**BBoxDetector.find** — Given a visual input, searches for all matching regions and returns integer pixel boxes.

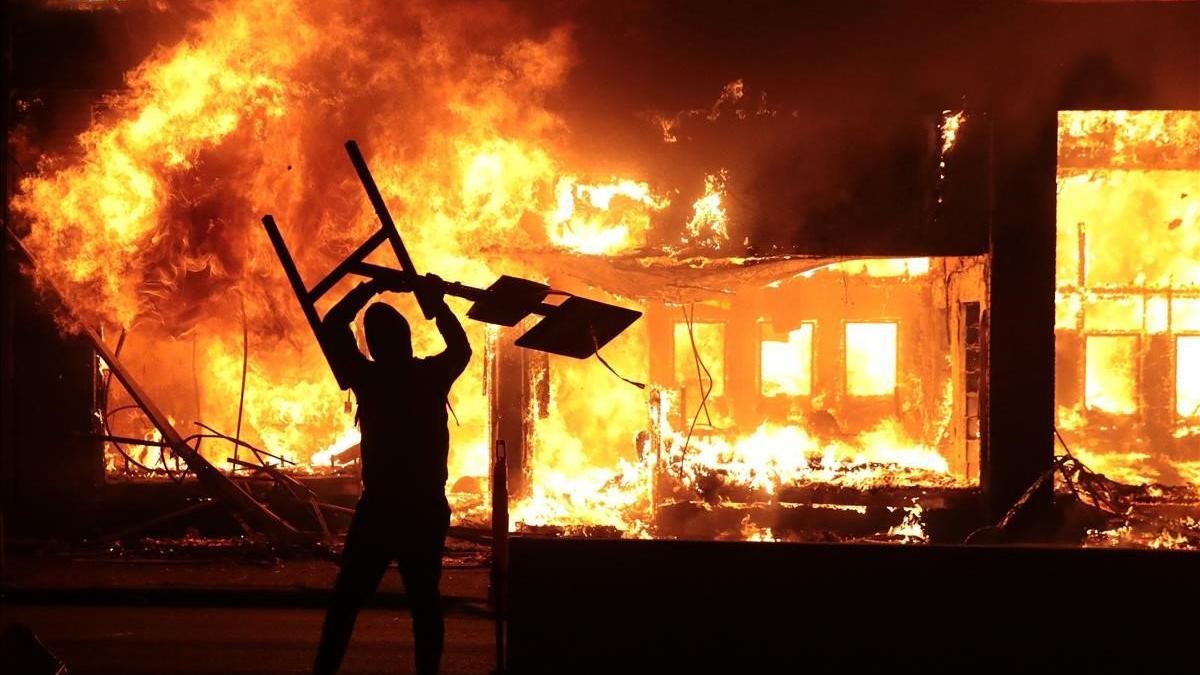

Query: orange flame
[1055,110,1200,487]
[682,170,730,249]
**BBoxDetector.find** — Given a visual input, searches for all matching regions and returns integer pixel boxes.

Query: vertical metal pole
[491,439,509,673]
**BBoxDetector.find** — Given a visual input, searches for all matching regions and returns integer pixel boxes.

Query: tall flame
[13,1,665,485]
[682,170,730,249]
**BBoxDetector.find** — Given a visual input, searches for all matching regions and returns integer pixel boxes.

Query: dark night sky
[546,1,1200,253]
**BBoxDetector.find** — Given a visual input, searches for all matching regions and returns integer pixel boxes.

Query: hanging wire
[193,421,296,467]
[967,427,1200,545]
[684,304,714,426]
[233,293,249,471]
[99,330,175,477]
[678,303,716,475]
[589,323,645,389]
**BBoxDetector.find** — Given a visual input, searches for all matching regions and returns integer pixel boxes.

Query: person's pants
[313,500,450,675]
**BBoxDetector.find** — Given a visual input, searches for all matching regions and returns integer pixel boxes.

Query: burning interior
[1055,111,1200,486]
[493,252,987,540]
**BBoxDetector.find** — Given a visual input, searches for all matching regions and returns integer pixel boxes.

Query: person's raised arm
[320,279,382,388]
[420,275,472,381]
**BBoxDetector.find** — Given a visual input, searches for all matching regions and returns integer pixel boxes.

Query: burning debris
[971,433,1200,551]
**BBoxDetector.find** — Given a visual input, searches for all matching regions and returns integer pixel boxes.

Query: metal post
[491,439,509,673]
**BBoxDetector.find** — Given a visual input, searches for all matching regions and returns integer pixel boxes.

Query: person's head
[364,302,413,365]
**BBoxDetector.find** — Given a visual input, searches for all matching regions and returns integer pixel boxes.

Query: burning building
[3,1,1008,545]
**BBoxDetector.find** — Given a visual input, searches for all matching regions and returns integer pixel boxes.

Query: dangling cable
[233,293,249,471]
[679,303,716,476]
[589,323,645,389]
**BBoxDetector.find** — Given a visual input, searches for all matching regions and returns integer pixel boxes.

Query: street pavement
[1,554,496,674]
[1,603,495,674]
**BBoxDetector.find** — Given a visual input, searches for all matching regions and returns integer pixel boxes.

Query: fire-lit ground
[0,604,493,675]
[1,552,493,674]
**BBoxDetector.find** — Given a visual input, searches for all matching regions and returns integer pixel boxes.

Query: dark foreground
[0,555,493,674]
[509,537,1200,671]
[0,604,493,675]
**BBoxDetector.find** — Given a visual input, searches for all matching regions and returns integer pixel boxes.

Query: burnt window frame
[670,319,728,429]
[1174,333,1200,419]
[1081,332,1142,417]
[842,319,900,400]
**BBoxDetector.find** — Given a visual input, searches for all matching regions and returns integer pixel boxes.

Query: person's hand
[416,273,446,308]
[424,273,446,299]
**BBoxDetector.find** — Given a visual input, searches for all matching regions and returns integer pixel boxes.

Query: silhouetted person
[313,274,471,675]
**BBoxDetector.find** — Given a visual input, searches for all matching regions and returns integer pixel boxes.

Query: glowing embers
[940,110,966,155]
[1084,335,1138,415]
[1177,336,1200,418]
[845,322,897,397]
[760,324,813,397]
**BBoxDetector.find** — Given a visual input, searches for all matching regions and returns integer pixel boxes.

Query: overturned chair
[262,140,643,390]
